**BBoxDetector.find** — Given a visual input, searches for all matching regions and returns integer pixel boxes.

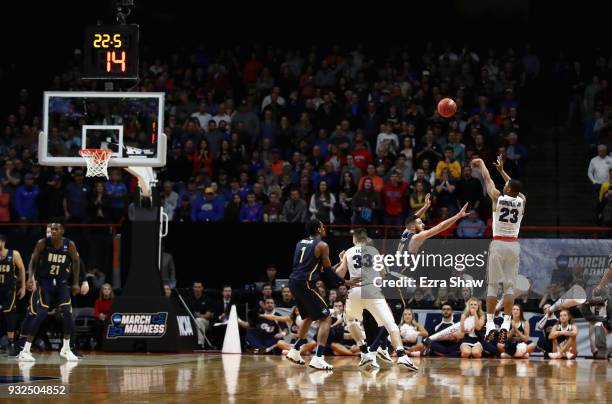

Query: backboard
[40,91,166,167]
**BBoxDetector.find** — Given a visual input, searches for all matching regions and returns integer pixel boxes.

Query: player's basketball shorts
[0,286,16,313]
[29,277,71,315]
[289,279,329,321]
[487,240,520,292]
[345,287,395,329]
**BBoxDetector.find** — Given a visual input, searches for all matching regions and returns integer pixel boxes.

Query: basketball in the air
[437,98,457,118]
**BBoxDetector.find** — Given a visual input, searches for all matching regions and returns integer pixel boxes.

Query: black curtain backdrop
[157,222,308,289]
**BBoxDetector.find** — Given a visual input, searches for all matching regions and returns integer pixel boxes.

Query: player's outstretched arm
[494,154,527,203]
[259,313,291,323]
[493,154,511,183]
[13,250,26,299]
[471,158,500,202]
[413,203,469,241]
[414,193,431,219]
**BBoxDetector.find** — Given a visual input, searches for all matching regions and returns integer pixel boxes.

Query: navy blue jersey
[540,318,558,336]
[39,237,72,281]
[0,250,16,288]
[433,321,454,334]
[398,231,414,252]
[255,314,287,336]
[290,237,322,282]
[399,229,426,257]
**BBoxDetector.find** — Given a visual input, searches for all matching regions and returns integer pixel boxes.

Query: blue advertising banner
[519,239,612,295]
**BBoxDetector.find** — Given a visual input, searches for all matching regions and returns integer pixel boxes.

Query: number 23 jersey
[493,194,525,238]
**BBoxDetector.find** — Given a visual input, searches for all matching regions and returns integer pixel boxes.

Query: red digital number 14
[106,51,126,72]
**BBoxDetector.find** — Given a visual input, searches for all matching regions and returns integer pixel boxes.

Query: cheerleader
[548,309,578,359]
[459,297,485,358]
[499,304,537,359]
[398,308,428,357]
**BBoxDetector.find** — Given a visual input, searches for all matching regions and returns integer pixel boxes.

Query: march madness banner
[519,239,612,295]
[107,312,168,339]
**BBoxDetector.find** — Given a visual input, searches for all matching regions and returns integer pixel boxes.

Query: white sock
[536,315,549,330]
[23,341,32,353]
[501,315,511,330]
[62,338,70,351]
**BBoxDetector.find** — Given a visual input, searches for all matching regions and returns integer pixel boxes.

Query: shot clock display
[83,25,139,79]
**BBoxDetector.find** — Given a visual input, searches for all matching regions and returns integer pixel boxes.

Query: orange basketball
[437,98,457,118]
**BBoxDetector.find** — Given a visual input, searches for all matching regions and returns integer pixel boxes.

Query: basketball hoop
[79,149,113,179]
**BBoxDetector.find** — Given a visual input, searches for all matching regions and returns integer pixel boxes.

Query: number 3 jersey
[39,237,72,281]
[492,194,525,239]
[346,244,382,287]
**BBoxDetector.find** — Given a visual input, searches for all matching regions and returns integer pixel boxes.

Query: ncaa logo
[556,255,569,268]
[111,313,122,325]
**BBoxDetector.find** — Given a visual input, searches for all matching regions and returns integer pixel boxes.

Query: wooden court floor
[0,352,609,403]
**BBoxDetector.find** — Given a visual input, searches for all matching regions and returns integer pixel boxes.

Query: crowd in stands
[1,42,533,238]
[559,53,612,226]
[589,145,612,226]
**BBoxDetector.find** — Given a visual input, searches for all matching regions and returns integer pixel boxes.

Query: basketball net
[79,149,113,179]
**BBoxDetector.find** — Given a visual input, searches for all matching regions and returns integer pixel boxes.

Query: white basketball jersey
[492,194,525,238]
[346,244,380,285]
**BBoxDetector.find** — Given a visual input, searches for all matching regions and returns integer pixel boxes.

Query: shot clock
[83,25,139,79]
